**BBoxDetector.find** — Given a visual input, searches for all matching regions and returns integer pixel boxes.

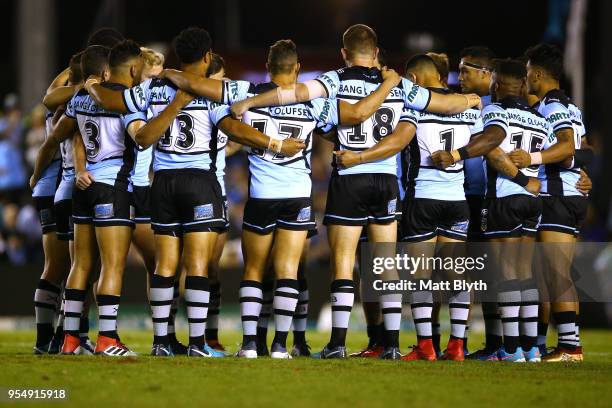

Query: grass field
[1,330,612,407]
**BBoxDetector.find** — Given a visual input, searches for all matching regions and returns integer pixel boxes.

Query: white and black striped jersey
[65,83,140,188]
[404,88,481,201]
[534,89,583,197]
[224,81,334,199]
[314,66,431,176]
[123,78,231,173]
[484,96,551,199]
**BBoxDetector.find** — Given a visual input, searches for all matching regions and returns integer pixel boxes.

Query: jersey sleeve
[223,80,252,104]
[123,79,152,113]
[400,78,431,111]
[469,116,484,137]
[122,110,148,128]
[540,101,573,133]
[315,70,341,99]
[481,104,509,135]
[399,108,419,127]
[208,102,232,126]
[64,95,77,119]
[308,98,339,127]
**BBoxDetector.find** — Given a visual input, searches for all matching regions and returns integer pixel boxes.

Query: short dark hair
[267,39,298,75]
[69,51,84,84]
[109,40,141,69]
[404,53,437,74]
[525,43,563,80]
[493,58,527,80]
[206,53,225,77]
[173,27,212,64]
[81,45,111,78]
[342,24,377,57]
[87,27,124,48]
[460,46,495,69]
[427,52,449,81]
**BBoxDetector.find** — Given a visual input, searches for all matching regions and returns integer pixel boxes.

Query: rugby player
[85,27,307,357]
[509,44,590,362]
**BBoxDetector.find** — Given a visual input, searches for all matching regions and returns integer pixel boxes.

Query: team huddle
[30,24,592,362]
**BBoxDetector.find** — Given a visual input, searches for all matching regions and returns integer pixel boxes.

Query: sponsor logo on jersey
[94,203,114,219]
[194,204,214,221]
[405,84,420,103]
[135,86,147,109]
[451,220,469,233]
[297,206,311,222]
[387,199,397,215]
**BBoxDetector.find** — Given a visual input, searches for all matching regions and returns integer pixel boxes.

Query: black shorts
[33,196,56,234]
[481,195,542,239]
[151,169,225,236]
[72,182,134,228]
[216,196,230,234]
[538,195,587,237]
[323,173,399,226]
[132,186,151,224]
[401,198,470,242]
[54,199,73,241]
[466,194,484,241]
[243,197,315,235]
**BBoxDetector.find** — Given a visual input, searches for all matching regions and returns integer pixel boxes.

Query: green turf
[1,330,611,407]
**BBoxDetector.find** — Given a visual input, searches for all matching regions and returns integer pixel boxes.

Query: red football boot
[349,345,384,358]
[61,334,83,355]
[440,338,465,361]
[401,339,437,361]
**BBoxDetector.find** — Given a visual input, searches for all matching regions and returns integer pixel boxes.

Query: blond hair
[140,47,165,68]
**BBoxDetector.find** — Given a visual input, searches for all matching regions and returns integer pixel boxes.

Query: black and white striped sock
[34,279,61,345]
[206,281,221,341]
[498,280,521,353]
[575,313,581,347]
[185,276,209,347]
[483,302,503,350]
[150,275,174,346]
[167,280,180,336]
[240,280,262,345]
[64,288,86,338]
[449,290,470,340]
[554,311,577,350]
[272,279,299,348]
[380,290,402,348]
[257,280,274,345]
[292,278,308,344]
[519,283,539,350]
[97,294,120,339]
[411,290,433,340]
[329,279,354,348]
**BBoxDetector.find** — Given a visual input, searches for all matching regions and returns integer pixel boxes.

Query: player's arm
[314,126,336,143]
[509,127,575,168]
[73,130,94,190]
[225,141,242,157]
[486,147,540,195]
[159,69,224,102]
[425,92,481,115]
[217,117,305,157]
[431,125,506,169]
[84,77,129,113]
[133,90,195,148]
[335,122,416,169]
[29,115,76,189]
[43,86,80,111]
[576,168,592,195]
[46,67,70,94]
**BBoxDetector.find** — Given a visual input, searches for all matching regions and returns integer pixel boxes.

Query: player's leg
[237,198,276,358]
[132,222,156,280]
[94,222,134,356]
[269,228,308,358]
[291,237,312,356]
[257,272,274,356]
[206,230,227,351]
[33,197,69,353]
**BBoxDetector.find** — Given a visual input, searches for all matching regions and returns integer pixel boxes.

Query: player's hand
[174,89,195,108]
[230,100,251,120]
[525,177,541,196]
[279,138,306,156]
[334,150,361,169]
[431,150,455,169]
[466,93,482,110]
[84,75,101,93]
[381,67,401,87]
[29,175,39,190]
[76,171,95,190]
[576,169,592,195]
[508,149,531,168]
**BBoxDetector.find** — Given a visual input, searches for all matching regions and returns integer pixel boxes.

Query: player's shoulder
[336,66,382,84]
[150,77,176,91]
[252,81,275,95]
[541,89,570,108]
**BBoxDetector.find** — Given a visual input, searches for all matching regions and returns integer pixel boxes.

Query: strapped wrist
[511,171,530,187]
